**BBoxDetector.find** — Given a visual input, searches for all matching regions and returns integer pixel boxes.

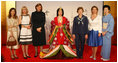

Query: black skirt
[32,27,46,46]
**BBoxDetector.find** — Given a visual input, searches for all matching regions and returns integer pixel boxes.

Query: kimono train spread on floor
[41,16,77,58]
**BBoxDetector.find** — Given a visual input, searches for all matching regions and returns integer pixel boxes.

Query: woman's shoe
[101,57,103,60]
[102,58,110,61]
[93,58,96,60]
[14,55,18,59]
[11,55,15,60]
[27,55,31,58]
[23,55,27,59]
[90,56,93,58]
[24,57,27,59]
[34,53,38,57]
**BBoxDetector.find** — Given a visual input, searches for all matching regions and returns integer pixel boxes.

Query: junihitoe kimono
[41,16,77,58]
[101,14,114,59]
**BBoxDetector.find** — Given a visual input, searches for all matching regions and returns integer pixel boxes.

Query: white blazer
[88,15,102,33]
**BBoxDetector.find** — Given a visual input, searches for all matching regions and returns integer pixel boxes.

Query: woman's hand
[73,34,76,39]
[37,27,42,32]
[102,31,107,36]
[9,25,13,28]
[26,25,31,29]
[98,33,101,37]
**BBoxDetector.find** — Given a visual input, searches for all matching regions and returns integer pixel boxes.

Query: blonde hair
[21,6,28,15]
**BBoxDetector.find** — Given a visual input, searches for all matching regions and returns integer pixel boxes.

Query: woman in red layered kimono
[41,8,77,59]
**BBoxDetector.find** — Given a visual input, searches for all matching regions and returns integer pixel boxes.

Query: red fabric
[51,17,70,45]
[1,45,117,62]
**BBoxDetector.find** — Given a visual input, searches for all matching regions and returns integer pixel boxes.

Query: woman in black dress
[31,3,46,58]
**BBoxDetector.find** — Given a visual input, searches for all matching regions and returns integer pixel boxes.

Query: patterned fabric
[42,16,76,58]
[88,15,102,33]
[6,17,19,49]
[19,15,32,45]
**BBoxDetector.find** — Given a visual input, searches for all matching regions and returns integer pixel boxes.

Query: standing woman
[31,3,46,57]
[101,5,114,61]
[88,6,103,60]
[72,7,88,59]
[6,8,19,60]
[19,6,32,59]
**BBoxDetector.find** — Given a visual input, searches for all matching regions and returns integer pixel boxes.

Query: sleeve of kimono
[66,19,70,32]
[72,17,76,34]
[98,16,102,33]
[85,17,89,34]
[106,16,114,33]
[39,13,46,28]
[51,20,55,33]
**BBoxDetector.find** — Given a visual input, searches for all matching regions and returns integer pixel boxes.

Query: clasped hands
[37,27,42,32]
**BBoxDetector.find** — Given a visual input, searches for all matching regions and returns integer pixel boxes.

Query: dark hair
[103,5,110,10]
[8,8,17,19]
[57,8,64,16]
[77,7,84,12]
[35,3,42,12]
[91,6,98,11]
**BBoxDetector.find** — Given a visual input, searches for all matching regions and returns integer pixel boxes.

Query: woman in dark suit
[31,3,46,58]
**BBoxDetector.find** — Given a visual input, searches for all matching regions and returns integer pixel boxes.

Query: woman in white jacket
[88,6,103,60]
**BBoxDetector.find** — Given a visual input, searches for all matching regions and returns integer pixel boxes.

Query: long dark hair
[57,8,64,16]
[8,8,17,19]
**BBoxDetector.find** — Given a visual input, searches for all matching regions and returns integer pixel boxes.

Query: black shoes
[24,57,27,59]
[34,55,38,57]
[34,53,38,57]
[27,56,31,58]
[80,56,83,59]
[24,55,31,59]
[77,56,83,59]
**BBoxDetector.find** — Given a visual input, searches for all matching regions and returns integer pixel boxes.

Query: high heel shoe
[23,55,27,59]
[26,55,31,58]
[34,53,38,57]
[11,55,15,60]
[93,58,96,60]
[23,57,27,59]
[90,56,93,58]
[14,55,18,59]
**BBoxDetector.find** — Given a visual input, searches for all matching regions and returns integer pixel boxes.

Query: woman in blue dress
[101,5,114,61]
[88,6,103,60]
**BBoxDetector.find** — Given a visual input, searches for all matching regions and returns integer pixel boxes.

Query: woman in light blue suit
[101,5,114,61]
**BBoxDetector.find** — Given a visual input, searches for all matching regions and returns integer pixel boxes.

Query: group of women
[6,3,114,61]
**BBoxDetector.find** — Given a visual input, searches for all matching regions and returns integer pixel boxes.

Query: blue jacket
[72,15,88,35]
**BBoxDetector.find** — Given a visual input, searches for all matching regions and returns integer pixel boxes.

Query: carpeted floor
[1,45,117,62]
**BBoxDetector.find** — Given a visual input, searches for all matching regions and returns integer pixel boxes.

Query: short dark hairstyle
[35,3,42,12]
[103,5,110,10]
[77,7,84,12]
[57,8,64,16]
